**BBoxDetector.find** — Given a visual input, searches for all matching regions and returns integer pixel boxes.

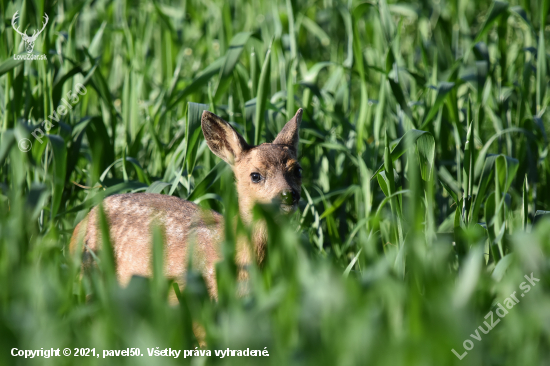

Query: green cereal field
[1,0,550,364]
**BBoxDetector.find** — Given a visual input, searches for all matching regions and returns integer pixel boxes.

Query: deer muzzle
[280,189,299,206]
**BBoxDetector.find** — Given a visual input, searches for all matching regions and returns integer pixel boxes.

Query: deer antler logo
[11,11,49,53]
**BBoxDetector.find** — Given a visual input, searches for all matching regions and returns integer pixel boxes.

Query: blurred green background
[1,0,550,364]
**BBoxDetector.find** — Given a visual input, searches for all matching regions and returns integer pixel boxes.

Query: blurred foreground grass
[1,0,550,365]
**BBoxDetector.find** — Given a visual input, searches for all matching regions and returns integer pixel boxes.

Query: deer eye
[296,168,302,179]
[250,172,262,183]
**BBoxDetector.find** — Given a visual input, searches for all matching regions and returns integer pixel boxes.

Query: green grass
[1,0,550,364]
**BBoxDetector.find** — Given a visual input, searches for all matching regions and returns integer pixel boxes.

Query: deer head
[201,109,303,224]
[11,11,49,53]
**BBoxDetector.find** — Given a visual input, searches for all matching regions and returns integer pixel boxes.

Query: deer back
[70,193,224,295]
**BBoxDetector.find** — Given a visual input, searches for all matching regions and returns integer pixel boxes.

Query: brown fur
[70,109,303,300]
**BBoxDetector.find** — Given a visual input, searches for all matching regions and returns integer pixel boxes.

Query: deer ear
[273,108,302,152]
[201,111,249,165]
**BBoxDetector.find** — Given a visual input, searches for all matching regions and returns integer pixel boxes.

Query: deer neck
[234,202,268,268]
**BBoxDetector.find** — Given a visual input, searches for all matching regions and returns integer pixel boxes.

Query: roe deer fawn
[70,108,303,300]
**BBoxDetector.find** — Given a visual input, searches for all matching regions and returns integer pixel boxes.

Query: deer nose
[281,189,299,205]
